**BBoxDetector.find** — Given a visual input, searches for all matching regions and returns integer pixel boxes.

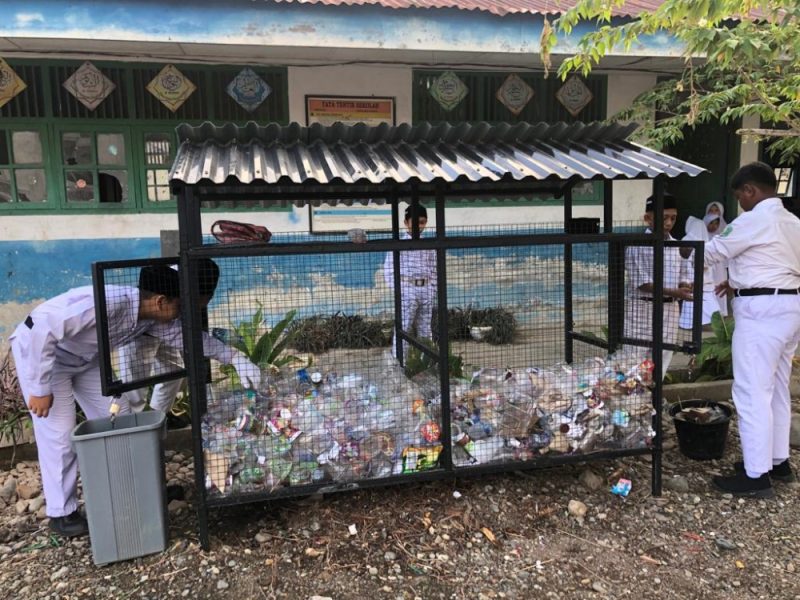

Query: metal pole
[435,183,452,471]
[91,262,115,395]
[178,186,212,551]
[650,178,665,498]
[390,190,403,364]
[606,180,623,354]
[563,183,574,364]
[691,241,705,354]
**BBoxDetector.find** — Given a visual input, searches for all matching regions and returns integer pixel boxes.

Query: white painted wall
[730,115,763,218]
[287,65,413,125]
[0,211,308,241]
[605,72,659,224]
[739,115,761,166]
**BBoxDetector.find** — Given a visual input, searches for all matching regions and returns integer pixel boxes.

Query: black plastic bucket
[668,399,733,460]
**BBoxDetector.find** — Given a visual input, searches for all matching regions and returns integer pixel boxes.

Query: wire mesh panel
[620,239,704,359]
[443,240,658,470]
[182,221,707,498]
[92,258,182,397]
[198,252,446,499]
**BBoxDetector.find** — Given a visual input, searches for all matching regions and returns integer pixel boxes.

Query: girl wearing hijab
[705,201,728,233]
[679,201,729,328]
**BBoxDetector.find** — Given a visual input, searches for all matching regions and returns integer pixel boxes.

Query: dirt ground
[1,397,799,600]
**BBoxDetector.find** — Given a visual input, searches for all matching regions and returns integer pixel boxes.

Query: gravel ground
[1,404,799,600]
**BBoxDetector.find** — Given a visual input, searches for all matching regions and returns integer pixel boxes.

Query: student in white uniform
[10,265,262,537]
[706,162,800,497]
[623,193,693,377]
[384,205,437,358]
[117,259,258,422]
[705,200,727,232]
[679,212,728,328]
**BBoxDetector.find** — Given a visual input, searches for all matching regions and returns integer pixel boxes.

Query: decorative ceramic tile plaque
[429,71,468,111]
[63,61,116,110]
[496,74,534,116]
[556,75,593,117]
[146,64,196,112]
[0,58,27,109]
[226,67,272,112]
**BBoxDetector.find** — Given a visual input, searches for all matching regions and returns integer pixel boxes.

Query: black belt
[638,297,676,303]
[734,288,800,297]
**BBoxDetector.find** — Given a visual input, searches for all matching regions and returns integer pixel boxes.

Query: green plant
[433,306,519,344]
[578,325,609,347]
[220,307,306,387]
[404,339,465,380]
[444,307,471,341]
[693,312,735,381]
[169,380,191,419]
[288,315,335,353]
[470,307,517,345]
[326,312,392,349]
[0,349,30,464]
[289,313,391,352]
[542,0,800,162]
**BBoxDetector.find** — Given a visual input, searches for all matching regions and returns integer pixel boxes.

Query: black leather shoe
[733,460,796,483]
[713,471,774,498]
[48,510,89,537]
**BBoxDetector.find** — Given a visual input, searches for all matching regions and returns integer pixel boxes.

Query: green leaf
[545,0,800,162]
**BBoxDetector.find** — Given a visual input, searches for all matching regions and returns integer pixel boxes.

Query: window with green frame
[0,128,48,205]
[59,127,132,206]
[0,58,290,213]
[142,130,176,203]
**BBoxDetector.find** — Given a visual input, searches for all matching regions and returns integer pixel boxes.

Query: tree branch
[736,128,800,137]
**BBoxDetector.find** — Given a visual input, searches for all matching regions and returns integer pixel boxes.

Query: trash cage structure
[93,121,705,549]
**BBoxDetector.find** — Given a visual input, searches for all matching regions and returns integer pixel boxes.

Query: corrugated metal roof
[170,121,704,196]
[266,0,666,17]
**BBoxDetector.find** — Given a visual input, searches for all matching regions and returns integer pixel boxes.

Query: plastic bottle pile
[447,351,657,466]
[201,351,656,496]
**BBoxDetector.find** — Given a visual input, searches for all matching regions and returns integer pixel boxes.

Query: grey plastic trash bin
[71,411,168,566]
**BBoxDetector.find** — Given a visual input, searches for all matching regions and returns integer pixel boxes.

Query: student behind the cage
[623,193,693,377]
[705,162,800,497]
[705,200,727,231]
[117,258,260,424]
[383,205,437,358]
[679,210,729,329]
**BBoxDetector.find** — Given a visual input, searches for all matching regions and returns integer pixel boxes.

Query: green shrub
[0,349,30,463]
[287,315,334,353]
[289,312,391,352]
[434,306,518,345]
[693,312,734,381]
[404,338,465,379]
[326,313,392,349]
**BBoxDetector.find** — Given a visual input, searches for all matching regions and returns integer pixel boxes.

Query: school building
[0,0,767,345]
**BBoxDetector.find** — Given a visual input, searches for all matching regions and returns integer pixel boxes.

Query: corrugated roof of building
[266,0,665,17]
[170,121,704,203]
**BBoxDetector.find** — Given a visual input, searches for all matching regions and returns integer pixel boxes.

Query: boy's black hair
[730,161,777,191]
[645,192,677,213]
[139,265,180,299]
[404,205,428,221]
[197,258,220,297]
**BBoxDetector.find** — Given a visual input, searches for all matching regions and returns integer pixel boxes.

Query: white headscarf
[704,201,727,237]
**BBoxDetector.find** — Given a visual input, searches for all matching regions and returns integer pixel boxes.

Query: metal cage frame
[92,121,706,549]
